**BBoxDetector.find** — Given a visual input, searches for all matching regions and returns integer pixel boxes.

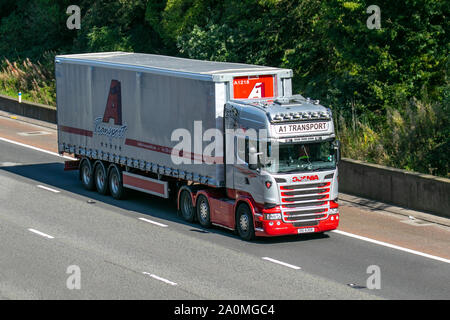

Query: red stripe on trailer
[60,127,223,163]
[122,172,168,198]
[125,138,173,155]
[126,138,223,164]
[59,125,93,137]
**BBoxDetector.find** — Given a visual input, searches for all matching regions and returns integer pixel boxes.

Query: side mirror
[248,146,262,170]
[333,140,341,163]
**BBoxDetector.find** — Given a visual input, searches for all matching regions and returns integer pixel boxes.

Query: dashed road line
[28,228,54,239]
[142,272,177,286]
[138,217,168,228]
[262,257,301,270]
[37,185,60,193]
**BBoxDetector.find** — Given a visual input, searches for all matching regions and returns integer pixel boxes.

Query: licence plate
[298,227,315,234]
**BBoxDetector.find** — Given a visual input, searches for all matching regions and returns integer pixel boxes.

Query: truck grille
[278,181,331,224]
[293,221,319,227]
[281,183,328,190]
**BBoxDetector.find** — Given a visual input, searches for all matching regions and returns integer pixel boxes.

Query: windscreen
[263,140,336,174]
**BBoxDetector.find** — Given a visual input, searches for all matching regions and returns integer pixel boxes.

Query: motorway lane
[0,218,193,299]
[0,140,449,299]
[0,140,380,299]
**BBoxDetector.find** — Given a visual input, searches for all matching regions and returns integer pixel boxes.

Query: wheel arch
[234,196,257,230]
[177,185,197,212]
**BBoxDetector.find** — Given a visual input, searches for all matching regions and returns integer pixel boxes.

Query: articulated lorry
[56,52,340,240]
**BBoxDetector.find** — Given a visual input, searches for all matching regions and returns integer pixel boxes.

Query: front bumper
[255,213,339,237]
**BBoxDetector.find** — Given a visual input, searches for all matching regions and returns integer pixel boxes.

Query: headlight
[329,208,339,214]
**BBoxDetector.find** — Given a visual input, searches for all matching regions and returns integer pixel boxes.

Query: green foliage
[0,54,55,105]
[337,95,449,177]
[85,26,133,52]
[70,0,166,54]
[0,0,72,60]
[178,23,238,62]
[386,97,449,177]
[0,0,447,177]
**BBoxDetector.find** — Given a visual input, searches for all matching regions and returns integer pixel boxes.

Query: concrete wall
[0,95,448,218]
[339,158,450,218]
[0,94,56,124]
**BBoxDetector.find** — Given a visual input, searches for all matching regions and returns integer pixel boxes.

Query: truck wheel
[94,162,109,195]
[109,165,126,200]
[236,203,255,241]
[180,190,195,222]
[196,195,211,228]
[80,159,95,190]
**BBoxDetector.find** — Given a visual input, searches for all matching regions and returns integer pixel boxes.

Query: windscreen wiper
[312,167,334,172]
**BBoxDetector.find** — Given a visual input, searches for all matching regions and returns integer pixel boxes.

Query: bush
[337,96,449,178]
[0,54,55,106]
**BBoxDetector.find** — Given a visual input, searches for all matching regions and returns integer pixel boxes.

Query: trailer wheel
[109,165,126,200]
[180,190,195,222]
[236,203,255,241]
[94,162,109,195]
[196,195,211,228]
[80,159,95,190]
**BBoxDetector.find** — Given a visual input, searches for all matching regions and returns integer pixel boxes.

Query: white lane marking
[142,272,177,286]
[262,257,301,270]
[0,162,21,167]
[0,136,76,160]
[28,228,54,239]
[17,131,51,136]
[332,230,450,264]
[37,185,60,193]
[138,217,168,228]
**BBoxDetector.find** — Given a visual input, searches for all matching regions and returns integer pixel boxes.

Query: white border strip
[142,272,177,286]
[0,136,76,160]
[262,257,301,270]
[123,171,169,199]
[28,228,54,239]
[138,217,168,228]
[332,230,450,264]
[56,57,213,82]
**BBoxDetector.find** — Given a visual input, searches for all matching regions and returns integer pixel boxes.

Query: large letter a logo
[248,82,265,99]
[102,80,122,125]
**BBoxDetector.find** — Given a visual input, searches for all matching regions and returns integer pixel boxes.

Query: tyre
[196,194,211,228]
[236,203,255,241]
[179,190,195,222]
[94,162,109,195]
[108,165,126,200]
[80,159,95,190]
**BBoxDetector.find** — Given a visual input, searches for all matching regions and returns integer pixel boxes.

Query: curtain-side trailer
[56,52,340,240]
